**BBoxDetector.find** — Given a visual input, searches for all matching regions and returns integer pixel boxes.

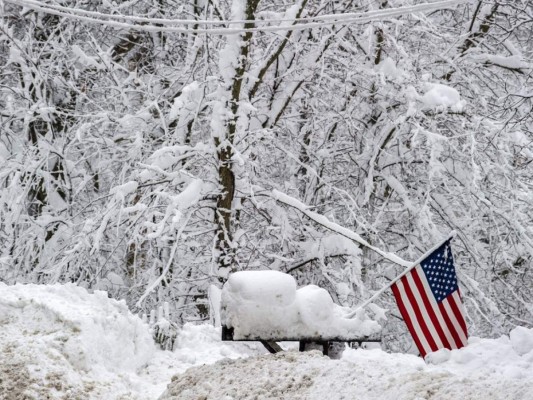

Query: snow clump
[421,83,464,111]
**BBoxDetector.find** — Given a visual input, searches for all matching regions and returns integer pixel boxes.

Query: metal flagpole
[345,232,456,319]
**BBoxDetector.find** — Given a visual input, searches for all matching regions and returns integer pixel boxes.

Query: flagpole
[345,232,456,318]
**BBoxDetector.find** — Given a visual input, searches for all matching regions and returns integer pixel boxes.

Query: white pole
[346,232,456,318]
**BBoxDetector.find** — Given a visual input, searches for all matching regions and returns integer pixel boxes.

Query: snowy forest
[0,0,532,354]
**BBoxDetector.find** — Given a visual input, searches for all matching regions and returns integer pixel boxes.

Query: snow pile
[0,283,155,398]
[510,326,533,356]
[0,283,264,399]
[160,327,533,400]
[221,271,381,340]
[150,323,263,373]
[4,282,532,400]
[0,283,154,371]
[425,328,533,379]
[139,324,265,397]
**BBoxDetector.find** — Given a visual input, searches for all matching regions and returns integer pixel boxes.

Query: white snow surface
[2,283,533,400]
[0,283,262,399]
[160,334,533,400]
[221,271,381,340]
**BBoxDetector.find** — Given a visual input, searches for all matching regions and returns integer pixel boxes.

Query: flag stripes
[410,268,451,349]
[392,280,431,355]
[415,266,456,349]
[391,244,468,358]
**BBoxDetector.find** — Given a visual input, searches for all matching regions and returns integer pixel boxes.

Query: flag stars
[422,244,459,302]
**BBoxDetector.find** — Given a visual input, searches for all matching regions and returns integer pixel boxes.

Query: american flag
[391,240,468,358]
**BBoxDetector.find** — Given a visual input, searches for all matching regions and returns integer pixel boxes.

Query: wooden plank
[221,325,234,341]
[260,340,284,354]
[221,325,382,354]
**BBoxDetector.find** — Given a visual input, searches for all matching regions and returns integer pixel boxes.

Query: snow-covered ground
[0,283,263,399]
[1,283,532,400]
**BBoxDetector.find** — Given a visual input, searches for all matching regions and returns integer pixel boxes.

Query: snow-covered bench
[220,271,381,356]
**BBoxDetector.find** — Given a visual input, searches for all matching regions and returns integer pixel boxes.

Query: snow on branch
[270,190,411,267]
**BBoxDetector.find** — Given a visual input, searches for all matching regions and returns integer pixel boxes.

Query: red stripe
[448,293,468,345]
[438,301,462,348]
[392,281,427,358]
[411,268,452,350]
[402,275,439,353]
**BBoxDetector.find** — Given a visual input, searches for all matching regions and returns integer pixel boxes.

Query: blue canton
[421,241,458,303]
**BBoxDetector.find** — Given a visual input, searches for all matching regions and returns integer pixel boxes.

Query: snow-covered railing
[220,271,381,355]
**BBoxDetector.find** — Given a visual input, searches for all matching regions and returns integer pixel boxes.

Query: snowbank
[0,283,155,398]
[160,327,533,400]
[4,282,532,400]
[0,283,263,399]
[221,271,381,340]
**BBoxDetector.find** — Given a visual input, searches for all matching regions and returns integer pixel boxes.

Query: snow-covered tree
[0,0,531,349]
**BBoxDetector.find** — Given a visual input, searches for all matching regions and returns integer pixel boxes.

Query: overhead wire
[4,0,471,35]
[7,0,469,26]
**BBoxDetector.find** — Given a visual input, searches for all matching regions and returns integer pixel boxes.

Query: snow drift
[160,327,533,400]
[0,283,263,399]
[0,283,156,398]
[2,283,532,400]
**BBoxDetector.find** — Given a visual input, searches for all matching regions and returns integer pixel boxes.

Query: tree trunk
[214,0,260,280]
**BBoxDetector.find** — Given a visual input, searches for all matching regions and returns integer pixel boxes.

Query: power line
[7,0,469,26]
[4,0,471,35]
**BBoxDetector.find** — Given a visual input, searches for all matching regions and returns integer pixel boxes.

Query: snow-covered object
[421,83,463,110]
[221,271,381,340]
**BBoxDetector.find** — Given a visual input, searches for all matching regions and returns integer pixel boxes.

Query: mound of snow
[425,327,533,378]
[0,283,155,372]
[0,283,156,398]
[221,271,380,340]
[510,326,533,356]
[160,328,533,400]
[0,283,265,399]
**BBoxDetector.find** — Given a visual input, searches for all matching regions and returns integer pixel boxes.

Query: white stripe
[396,279,433,356]
[451,291,469,341]
[416,266,458,349]
[442,295,468,346]
[406,270,444,348]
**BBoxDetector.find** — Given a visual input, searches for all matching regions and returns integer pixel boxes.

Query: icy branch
[271,190,411,267]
